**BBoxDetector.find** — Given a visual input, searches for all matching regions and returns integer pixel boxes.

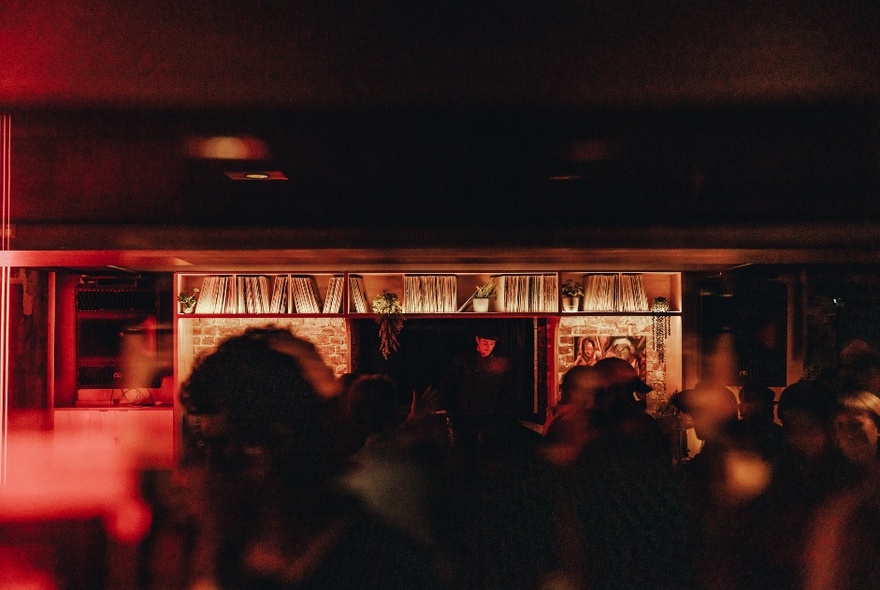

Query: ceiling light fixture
[224,171,288,181]
[185,135,270,160]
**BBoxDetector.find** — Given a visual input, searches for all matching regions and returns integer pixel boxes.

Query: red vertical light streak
[1,114,11,483]
[2,116,8,251]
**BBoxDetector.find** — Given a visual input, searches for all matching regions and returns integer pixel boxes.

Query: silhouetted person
[546,359,693,590]
[347,373,403,458]
[803,385,880,590]
[737,379,861,590]
[325,371,371,458]
[738,382,784,461]
[582,356,667,458]
[671,382,762,590]
[434,412,557,590]
[543,365,601,467]
[341,373,440,548]
[440,330,512,449]
[804,452,880,590]
[177,327,439,589]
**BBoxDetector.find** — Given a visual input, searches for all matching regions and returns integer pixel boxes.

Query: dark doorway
[351,318,544,419]
[699,276,788,387]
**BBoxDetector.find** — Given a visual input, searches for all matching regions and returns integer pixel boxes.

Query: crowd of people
[139,327,880,590]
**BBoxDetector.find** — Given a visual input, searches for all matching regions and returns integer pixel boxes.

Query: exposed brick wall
[186,316,671,412]
[189,318,350,377]
[556,316,668,413]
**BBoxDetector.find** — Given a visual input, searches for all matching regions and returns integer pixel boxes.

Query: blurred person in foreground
[542,364,602,466]
[176,326,439,590]
[670,382,764,590]
[670,382,748,504]
[733,380,860,590]
[543,358,692,590]
[804,389,880,590]
[831,390,880,478]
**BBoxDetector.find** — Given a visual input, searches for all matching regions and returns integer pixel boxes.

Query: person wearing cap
[592,356,653,414]
[590,357,670,463]
[439,329,512,445]
[738,382,784,460]
[548,358,694,589]
[544,358,658,465]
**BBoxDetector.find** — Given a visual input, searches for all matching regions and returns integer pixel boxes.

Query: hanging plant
[651,296,671,364]
[372,290,405,359]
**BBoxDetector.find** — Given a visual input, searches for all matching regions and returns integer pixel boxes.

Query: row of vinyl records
[194,275,345,314]
[498,274,559,313]
[351,274,560,314]
[336,275,460,314]
[352,274,559,313]
[582,273,649,312]
[187,273,647,314]
[192,275,371,314]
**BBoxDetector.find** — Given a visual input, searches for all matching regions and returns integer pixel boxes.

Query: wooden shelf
[173,268,685,444]
[74,280,159,394]
[177,272,345,315]
[176,271,682,318]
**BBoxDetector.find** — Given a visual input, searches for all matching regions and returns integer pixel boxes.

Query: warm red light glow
[0,430,148,542]
[1,114,11,484]
[184,135,270,160]
[105,497,152,543]
[2,115,9,251]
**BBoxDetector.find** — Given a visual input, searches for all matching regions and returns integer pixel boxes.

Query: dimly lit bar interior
[2,2,880,588]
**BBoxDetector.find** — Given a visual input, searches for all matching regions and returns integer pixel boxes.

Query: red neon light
[2,114,8,250]
[1,114,11,484]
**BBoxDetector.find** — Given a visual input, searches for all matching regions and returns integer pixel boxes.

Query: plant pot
[181,305,195,314]
[562,296,580,312]
[472,297,490,313]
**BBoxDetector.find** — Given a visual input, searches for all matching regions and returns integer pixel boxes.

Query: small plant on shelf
[470,279,497,312]
[561,279,584,312]
[561,279,585,298]
[178,287,200,313]
[474,280,496,299]
[372,290,405,359]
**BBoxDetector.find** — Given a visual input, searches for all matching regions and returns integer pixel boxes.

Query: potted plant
[178,287,200,313]
[561,279,584,312]
[372,289,405,359]
[651,297,671,363]
[472,279,496,313]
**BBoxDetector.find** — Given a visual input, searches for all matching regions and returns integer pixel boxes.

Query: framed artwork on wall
[574,335,647,381]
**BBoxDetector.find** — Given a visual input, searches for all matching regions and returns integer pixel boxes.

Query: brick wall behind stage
[556,316,668,412]
[189,318,350,377]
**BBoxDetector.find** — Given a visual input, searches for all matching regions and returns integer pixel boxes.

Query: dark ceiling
[8,102,880,232]
[3,1,880,262]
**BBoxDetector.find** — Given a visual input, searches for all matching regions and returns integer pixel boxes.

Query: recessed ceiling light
[225,171,288,181]
[185,135,270,160]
